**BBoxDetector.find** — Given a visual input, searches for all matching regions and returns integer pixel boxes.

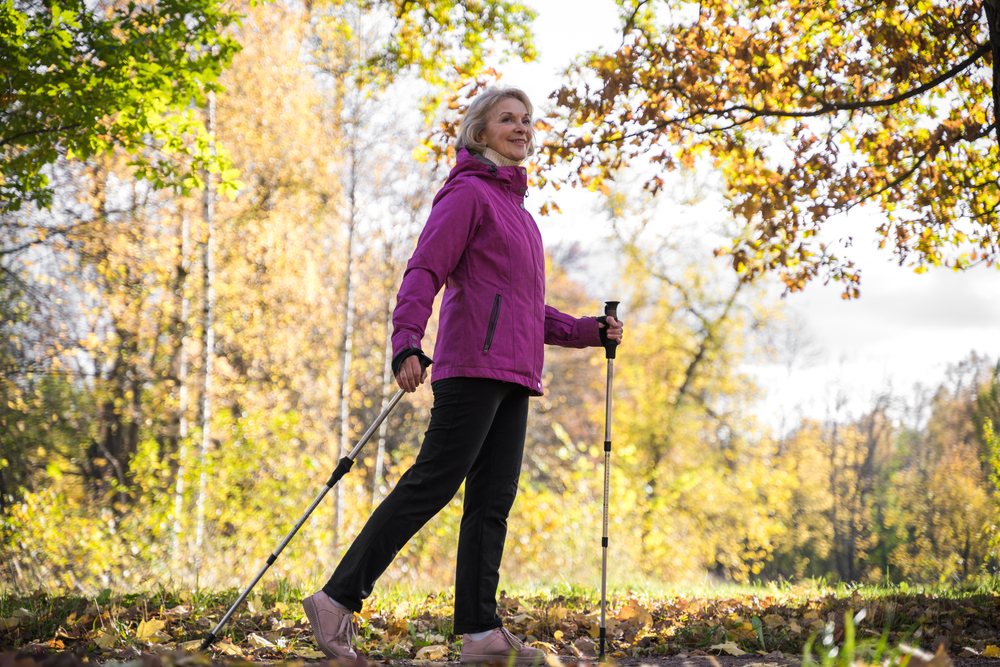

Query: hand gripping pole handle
[603,301,619,360]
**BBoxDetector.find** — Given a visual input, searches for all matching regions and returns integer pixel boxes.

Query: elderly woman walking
[302,86,624,665]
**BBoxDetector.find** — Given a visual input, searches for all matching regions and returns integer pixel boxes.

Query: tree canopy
[0,0,243,213]
[542,0,998,296]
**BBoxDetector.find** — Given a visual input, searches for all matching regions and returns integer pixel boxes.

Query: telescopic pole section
[199,379,415,651]
[598,300,618,661]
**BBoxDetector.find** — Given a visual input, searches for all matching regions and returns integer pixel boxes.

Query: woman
[303,87,624,665]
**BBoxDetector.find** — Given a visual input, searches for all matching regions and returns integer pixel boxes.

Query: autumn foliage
[3,0,1000,618]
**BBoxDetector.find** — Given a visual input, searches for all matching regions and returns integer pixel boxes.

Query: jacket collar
[449,147,528,192]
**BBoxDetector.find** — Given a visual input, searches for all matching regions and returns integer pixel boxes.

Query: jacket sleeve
[391,181,481,361]
[543,304,603,349]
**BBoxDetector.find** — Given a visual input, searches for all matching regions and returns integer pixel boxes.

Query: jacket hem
[430,366,543,397]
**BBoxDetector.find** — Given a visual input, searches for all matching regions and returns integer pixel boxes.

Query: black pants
[323,377,529,634]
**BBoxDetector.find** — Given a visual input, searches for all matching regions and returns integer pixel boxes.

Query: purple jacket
[391,148,602,395]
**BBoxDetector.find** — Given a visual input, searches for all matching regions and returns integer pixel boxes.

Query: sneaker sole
[302,596,357,661]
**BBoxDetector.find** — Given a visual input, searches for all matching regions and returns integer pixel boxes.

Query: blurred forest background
[2,0,999,596]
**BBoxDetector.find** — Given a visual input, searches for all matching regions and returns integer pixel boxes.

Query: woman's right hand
[396,355,428,393]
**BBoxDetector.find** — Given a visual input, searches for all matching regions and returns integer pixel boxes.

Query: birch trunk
[373,290,394,506]
[171,213,191,565]
[195,92,216,576]
[332,135,357,553]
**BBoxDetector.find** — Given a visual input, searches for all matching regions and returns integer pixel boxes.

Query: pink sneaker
[302,592,358,660]
[459,627,546,665]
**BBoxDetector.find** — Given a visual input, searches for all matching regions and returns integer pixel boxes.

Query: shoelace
[336,612,358,650]
[498,626,526,650]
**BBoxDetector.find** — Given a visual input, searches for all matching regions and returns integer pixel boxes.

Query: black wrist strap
[597,315,610,347]
[391,348,433,376]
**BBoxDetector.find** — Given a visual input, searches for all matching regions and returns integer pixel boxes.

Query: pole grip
[603,300,619,360]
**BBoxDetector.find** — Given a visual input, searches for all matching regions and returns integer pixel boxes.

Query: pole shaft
[599,357,614,660]
[200,385,408,650]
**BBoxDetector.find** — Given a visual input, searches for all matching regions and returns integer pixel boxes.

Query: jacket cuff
[391,349,433,376]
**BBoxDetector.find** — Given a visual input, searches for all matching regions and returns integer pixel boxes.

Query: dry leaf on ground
[711,642,747,656]
[247,633,275,649]
[414,645,448,660]
[294,647,326,659]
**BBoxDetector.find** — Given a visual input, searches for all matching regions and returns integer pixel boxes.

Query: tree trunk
[373,289,394,506]
[332,136,357,553]
[172,212,192,566]
[195,92,216,577]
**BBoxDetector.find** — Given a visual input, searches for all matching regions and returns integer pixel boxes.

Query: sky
[489,0,1000,427]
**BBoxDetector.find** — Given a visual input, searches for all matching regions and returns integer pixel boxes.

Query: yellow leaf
[247,594,264,615]
[545,654,563,667]
[1,618,19,630]
[215,641,243,656]
[94,630,118,649]
[178,640,203,651]
[415,645,448,660]
[248,632,275,648]
[136,619,165,641]
[982,646,1000,659]
[710,642,747,656]
[294,647,326,659]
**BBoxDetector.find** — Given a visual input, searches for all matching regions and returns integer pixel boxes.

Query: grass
[2,579,1000,662]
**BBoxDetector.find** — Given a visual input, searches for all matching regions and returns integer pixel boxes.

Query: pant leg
[322,377,512,611]
[453,384,530,634]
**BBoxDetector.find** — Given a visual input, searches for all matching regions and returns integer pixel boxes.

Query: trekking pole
[598,300,619,661]
[198,356,430,651]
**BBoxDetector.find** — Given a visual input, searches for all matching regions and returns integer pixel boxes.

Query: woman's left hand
[600,316,624,344]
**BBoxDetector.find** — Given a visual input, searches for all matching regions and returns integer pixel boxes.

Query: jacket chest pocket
[483,294,502,354]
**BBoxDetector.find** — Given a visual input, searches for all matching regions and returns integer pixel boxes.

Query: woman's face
[479,98,532,162]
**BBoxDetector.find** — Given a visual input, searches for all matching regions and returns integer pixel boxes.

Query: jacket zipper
[483,294,502,354]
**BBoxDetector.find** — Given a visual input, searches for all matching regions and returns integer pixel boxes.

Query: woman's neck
[481,147,523,168]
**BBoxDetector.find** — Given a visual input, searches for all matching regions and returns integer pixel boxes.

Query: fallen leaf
[294,647,325,659]
[248,632,275,649]
[710,642,747,656]
[166,605,192,617]
[899,643,953,667]
[178,640,203,651]
[136,619,166,641]
[803,611,819,621]
[763,614,785,628]
[94,630,117,649]
[415,645,448,660]
[214,641,243,656]
[573,637,597,657]
[0,618,19,630]
[788,621,802,634]
[528,641,556,653]
[982,646,1000,659]
[547,607,569,625]
[12,609,34,619]
[272,618,296,630]
[247,595,264,615]
[545,654,563,667]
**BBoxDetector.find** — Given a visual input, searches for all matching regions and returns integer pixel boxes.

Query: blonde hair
[455,87,536,157]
